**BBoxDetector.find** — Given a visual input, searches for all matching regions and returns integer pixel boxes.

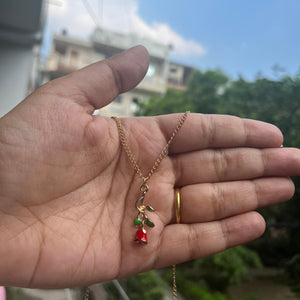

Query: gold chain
[113,112,189,300]
[84,287,90,300]
[112,111,189,182]
[172,264,178,300]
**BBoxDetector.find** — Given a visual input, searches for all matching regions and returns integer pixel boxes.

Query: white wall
[0,44,34,117]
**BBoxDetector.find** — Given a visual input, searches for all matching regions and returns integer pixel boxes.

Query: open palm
[0,46,299,288]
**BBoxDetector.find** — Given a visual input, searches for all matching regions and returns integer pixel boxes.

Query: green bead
[134,218,141,225]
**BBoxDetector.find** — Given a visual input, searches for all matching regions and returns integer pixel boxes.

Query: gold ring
[174,188,181,224]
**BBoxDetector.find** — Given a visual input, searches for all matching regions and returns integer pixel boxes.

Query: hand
[0,46,299,288]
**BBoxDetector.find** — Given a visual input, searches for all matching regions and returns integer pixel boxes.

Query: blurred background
[1,0,300,299]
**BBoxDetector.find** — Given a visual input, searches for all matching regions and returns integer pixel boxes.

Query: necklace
[113,112,189,300]
[112,112,189,244]
[84,112,189,300]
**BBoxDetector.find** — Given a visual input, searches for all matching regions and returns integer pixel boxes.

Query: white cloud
[47,0,206,57]
[130,9,206,57]
[48,0,95,40]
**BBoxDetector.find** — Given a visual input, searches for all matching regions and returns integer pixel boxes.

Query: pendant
[134,182,155,244]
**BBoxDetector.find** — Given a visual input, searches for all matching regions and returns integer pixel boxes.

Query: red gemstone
[135,228,148,244]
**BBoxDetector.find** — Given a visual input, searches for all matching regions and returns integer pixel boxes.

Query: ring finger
[166,177,294,224]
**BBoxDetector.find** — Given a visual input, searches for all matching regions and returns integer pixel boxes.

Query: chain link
[112,111,189,183]
[84,287,90,300]
[172,264,178,300]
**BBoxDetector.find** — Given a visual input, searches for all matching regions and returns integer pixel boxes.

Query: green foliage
[195,246,262,292]
[221,75,300,147]
[135,88,191,116]
[104,271,165,300]
[187,69,228,114]
[181,282,228,300]
[159,247,260,298]
[4,287,23,300]
[161,265,228,300]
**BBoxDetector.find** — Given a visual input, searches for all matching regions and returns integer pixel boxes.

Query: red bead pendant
[135,228,148,244]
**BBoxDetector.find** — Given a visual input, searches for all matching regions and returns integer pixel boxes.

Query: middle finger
[172,147,300,186]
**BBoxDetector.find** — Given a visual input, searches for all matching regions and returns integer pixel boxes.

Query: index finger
[156,113,283,154]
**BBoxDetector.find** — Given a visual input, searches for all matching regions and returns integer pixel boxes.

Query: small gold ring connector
[140,182,149,194]
[174,188,181,224]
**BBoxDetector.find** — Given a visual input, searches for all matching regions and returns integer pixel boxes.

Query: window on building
[170,66,178,73]
[69,50,78,67]
[114,95,122,103]
[131,98,140,113]
[55,43,66,55]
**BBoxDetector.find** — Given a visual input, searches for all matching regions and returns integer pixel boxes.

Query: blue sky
[138,0,300,79]
[46,0,300,80]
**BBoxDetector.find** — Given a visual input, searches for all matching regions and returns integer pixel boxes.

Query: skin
[0,45,299,288]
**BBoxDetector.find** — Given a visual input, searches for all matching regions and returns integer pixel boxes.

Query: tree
[135,88,190,116]
[104,271,166,300]
[187,69,228,114]
[195,246,262,292]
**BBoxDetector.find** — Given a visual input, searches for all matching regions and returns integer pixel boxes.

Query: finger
[153,212,265,268]
[156,113,283,153]
[170,177,294,224]
[41,45,149,111]
[173,147,300,186]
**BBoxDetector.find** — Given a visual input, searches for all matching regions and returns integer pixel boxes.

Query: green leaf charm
[146,205,155,212]
[145,219,155,228]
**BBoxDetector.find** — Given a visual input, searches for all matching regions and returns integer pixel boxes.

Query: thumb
[42,45,149,111]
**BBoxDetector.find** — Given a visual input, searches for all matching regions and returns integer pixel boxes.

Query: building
[42,27,173,117]
[168,62,194,91]
[43,27,195,117]
[0,0,46,117]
